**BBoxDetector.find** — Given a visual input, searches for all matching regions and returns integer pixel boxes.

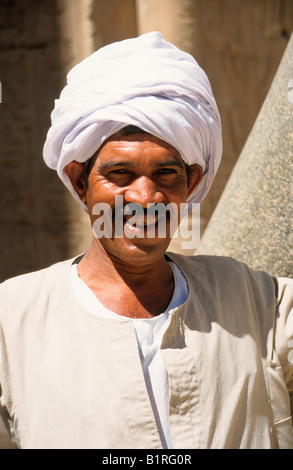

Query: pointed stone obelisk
[198,33,293,280]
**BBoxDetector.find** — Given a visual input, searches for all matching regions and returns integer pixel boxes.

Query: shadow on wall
[0,1,90,282]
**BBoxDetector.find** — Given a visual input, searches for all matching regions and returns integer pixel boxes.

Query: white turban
[43,32,222,211]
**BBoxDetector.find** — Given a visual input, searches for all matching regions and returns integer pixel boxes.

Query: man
[0,32,293,449]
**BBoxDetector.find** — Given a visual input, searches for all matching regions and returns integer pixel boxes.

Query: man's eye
[157,168,177,175]
[108,169,128,176]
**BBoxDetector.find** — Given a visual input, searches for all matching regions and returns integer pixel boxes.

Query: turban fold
[43,32,222,211]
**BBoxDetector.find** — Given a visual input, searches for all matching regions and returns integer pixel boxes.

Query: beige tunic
[0,253,292,449]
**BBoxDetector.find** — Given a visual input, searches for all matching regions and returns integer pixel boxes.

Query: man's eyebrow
[97,161,136,171]
[154,159,185,169]
[97,158,185,171]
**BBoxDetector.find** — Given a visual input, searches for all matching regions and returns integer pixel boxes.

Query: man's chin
[96,235,171,265]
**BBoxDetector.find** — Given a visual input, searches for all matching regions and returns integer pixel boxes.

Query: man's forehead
[94,134,185,168]
[105,131,176,148]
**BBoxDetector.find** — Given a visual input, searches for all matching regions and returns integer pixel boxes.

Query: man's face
[78,133,201,266]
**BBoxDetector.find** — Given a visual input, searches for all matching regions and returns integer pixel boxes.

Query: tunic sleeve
[0,284,17,449]
[0,323,17,449]
[0,396,16,449]
[275,277,293,391]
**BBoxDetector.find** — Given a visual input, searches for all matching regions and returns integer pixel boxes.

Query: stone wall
[198,32,293,279]
[0,0,292,281]
[0,0,93,281]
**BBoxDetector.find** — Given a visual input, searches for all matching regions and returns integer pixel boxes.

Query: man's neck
[76,242,175,319]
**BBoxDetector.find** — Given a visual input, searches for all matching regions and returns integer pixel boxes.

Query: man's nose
[124,176,164,207]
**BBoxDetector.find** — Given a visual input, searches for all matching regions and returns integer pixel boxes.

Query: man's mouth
[113,203,174,239]
[91,201,178,240]
[122,213,161,237]
[124,213,158,227]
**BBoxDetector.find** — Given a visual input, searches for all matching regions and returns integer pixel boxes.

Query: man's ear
[64,161,87,203]
[186,164,203,198]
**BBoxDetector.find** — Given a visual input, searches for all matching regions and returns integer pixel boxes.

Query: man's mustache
[113,202,173,221]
